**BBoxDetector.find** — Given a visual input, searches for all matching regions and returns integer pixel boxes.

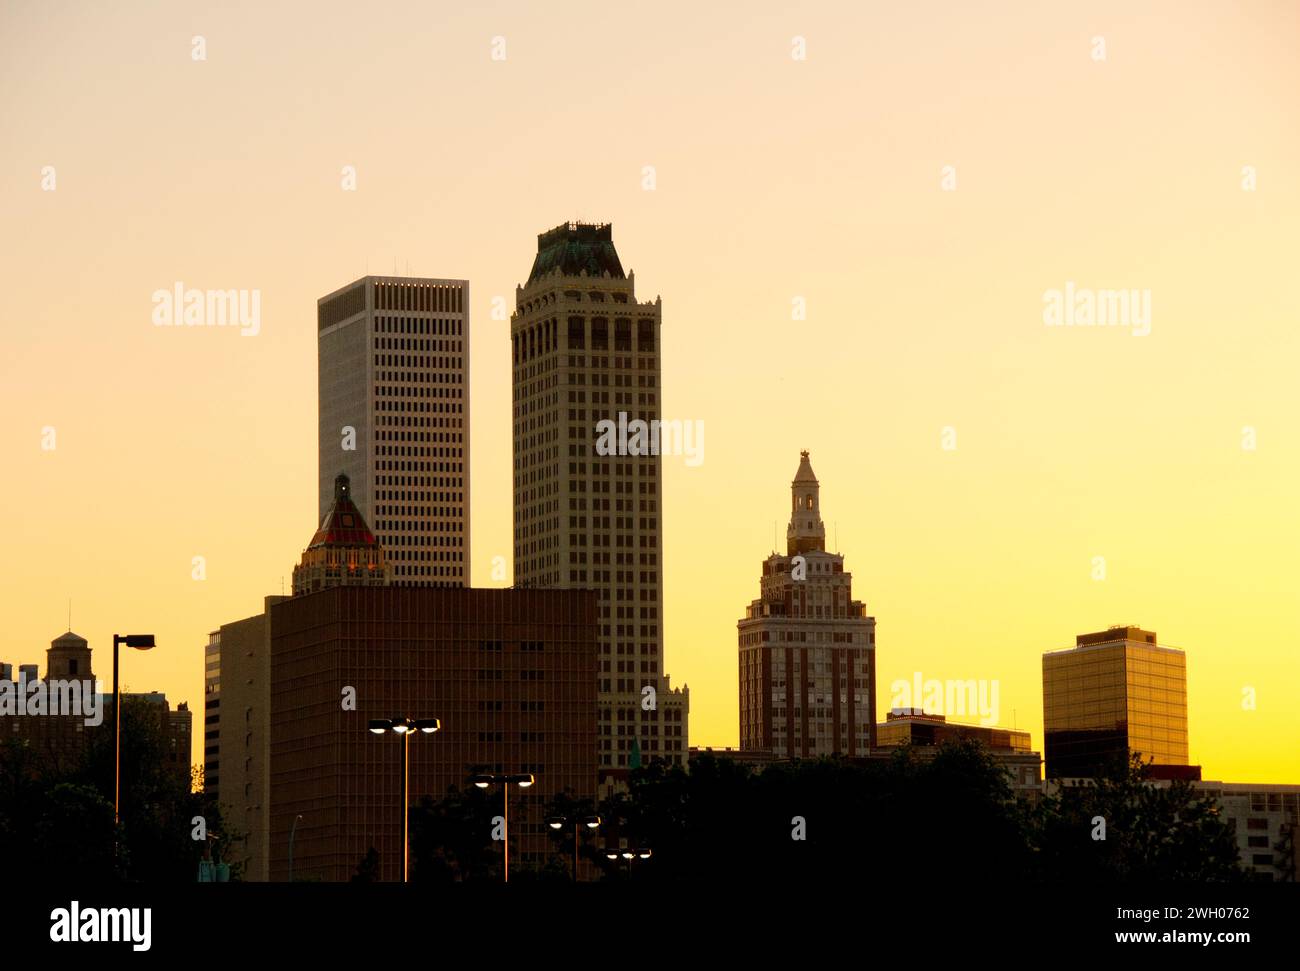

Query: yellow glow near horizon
[2,1,1297,784]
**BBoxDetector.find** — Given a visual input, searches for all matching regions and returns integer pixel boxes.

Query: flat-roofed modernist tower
[738,452,877,758]
[317,276,469,586]
[509,222,688,784]
[1042,625,1190,779]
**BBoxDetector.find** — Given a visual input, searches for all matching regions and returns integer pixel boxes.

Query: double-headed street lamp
[470,772,534,882]
[111,633,155,829]
[369,717,440,882]
[547,814,601,881]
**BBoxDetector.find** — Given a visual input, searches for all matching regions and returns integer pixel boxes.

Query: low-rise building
[875,709,1042,799]
[1194,782,1299,881]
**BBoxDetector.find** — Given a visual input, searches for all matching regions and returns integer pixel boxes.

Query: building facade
[738,452,877,758]
[509,222,688,784]
[317,275,470,587]
[1042,626,1192,779]
[875,709,1042,799]
[1193,782,1299,881]
[0,632,97,776]
[268,585,599,882]
[206,597,287,882]
[1,632,191,787]
[204,631,220,797]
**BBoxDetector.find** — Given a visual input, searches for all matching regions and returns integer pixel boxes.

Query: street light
[369,716,440,882]
[469,772,534,882]
[547,814,602,881]
[111,633,155,830]
[288,813,304,883]
[604,845,652,877]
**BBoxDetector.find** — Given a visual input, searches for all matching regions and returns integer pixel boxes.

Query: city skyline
[4,1,1299,786]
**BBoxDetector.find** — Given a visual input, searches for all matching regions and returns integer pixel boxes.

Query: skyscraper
[317,275,470,587]
[738,452,877,758]
[509,222,688,785]
[1042,625,1193,779]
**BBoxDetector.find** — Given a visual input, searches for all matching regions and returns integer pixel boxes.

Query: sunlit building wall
[1043,626,1190,779]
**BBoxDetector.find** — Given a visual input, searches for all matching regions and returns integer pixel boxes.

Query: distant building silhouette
[0,631,190,786]
[738,452,877,758]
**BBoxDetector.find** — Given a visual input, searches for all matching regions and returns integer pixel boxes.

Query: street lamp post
[547,814,601,881]
[288,813,303,883]
[605,846,653,878]
[110,633,155,831]
[369,717,440,882]
[470,772,535,882]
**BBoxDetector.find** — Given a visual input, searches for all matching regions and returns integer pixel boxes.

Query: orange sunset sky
[2,1,1298,783]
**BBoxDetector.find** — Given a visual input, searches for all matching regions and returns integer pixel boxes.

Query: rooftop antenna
[67,598,71,632]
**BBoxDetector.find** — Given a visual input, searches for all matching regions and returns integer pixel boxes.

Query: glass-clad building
[1042,626,1189,779]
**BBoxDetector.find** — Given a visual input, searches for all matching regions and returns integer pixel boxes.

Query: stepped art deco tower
[738,452,877,758]
[509,222,688,787]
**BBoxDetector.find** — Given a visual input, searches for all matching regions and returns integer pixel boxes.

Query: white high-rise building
[317,276,469,586]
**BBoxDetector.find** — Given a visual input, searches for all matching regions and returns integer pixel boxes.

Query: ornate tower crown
[292,473,389,595]
[526,222,626,285]
[787,450,826,555]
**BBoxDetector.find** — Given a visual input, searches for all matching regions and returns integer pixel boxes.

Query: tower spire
[787,450,826,555]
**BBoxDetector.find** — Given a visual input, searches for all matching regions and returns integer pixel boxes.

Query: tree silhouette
[408,784,500,882]
[1030,751,1242,883]
[351,847,381,883]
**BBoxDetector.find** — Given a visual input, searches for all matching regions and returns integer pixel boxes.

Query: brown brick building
[267,586,598,882]
[738,452,877,758]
